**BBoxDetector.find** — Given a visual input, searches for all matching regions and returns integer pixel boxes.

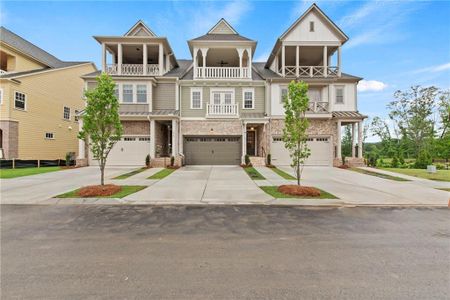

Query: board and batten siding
[180,85,266,117]
[153,82,176,110]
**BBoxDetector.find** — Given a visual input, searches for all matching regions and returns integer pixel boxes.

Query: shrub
[399,155,405,166]
[342,156,346,166]
[65,152,74,166]
[414,150,432,169]
[145,155,151,167]
[391,156,399,168]
[245,154,251,166]
[367,153,378,167]
[170,156,175,167]
[266,153,271,166]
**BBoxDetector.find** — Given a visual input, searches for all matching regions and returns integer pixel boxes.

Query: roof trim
[1,62,96,80]
[124,20,157,37]
[208,18,238,35]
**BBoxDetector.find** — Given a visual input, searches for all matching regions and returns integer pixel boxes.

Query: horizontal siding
[153,82,176,110]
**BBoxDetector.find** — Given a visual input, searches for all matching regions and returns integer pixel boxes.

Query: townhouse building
[79,4,366,167]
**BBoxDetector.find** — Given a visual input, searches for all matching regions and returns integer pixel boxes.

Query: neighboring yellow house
[0,27,96,160]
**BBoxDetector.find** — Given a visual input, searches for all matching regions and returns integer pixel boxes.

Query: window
[0,88,3,104]
[307,88,321,102]
[114,84,119,100]
[63,106,71,120]
[280,86,288,103]
[137,85,147,103]
[335,86,344,104]
[243,88,254,109]
[14,91,26,110]
[122,84,133,103]
[210,89,235,105]
[74,110,80,122]
[45,132,54,139]
[310,21,315,32]
[190,88,202,109]
[123,137,136,141]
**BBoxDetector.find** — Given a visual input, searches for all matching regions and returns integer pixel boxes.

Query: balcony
[206,103,239,118]
[106,64,160,76]
[307,101,329,113]
[195,67,250,79]
[280,66,339,78]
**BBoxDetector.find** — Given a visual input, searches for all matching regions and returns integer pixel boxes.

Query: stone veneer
[0,120,19,159]
[181,120,242,136]
[121,121,150,135]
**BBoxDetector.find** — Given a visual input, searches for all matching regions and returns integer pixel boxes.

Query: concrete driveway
[0,166,135,204]
[124,166,272,204]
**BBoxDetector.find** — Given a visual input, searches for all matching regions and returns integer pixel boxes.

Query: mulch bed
[61,166,80,170]
[76,184,122,197]
[337,165,350,169]
[240,164,253,168]
[278,185,321,197]
[266,164,276,168]
[166,165,180,169]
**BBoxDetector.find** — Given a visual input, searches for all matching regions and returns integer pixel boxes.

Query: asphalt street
[1,205,449,299]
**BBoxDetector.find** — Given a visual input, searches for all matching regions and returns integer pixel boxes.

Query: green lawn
[0,166,62,179]
[147,168,176,179]
[260,186,338,199]
[436,188,450,192]
[243,167,265,180]
[113,167,147,179]
[56,185,147,198]
[382,168,450,182]
[350,168,410,181]
[270,167,296,180]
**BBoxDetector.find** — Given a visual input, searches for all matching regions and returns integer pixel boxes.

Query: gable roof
[208,18,238,34]
[124,20,157,37]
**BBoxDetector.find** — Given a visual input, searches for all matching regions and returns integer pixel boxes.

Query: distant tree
[282,81,310,186]
[341,125,352,158]
[78,73,123,185]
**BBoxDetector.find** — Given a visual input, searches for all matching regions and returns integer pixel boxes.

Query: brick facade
[121,121,150,135]
[181,120,242,136]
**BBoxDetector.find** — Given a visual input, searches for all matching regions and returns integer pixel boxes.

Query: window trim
[242,88,255,109]
[335,85,345,104]
[45,132,55,140]
[63,106,71,120]
[280,85,288,103]
[190,87,203,109]
[136,84,148,103]
[309,21,315,32]
[210,88,235,105]
[122,84,134,103]
[14,91,27,111]
[0,88,3,105]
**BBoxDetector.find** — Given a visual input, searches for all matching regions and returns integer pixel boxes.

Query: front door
[246,131,256,156]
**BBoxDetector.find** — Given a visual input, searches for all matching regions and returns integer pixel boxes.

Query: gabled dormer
[265,4,348,78]
[188,19,257,80]
[95,20,178,76]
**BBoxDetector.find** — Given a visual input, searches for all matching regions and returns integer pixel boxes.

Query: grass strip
[270,167,296,180]
[113,167,147,179]
[350,168,410,182]
[243,167,265,180]
[0,166,62,179]
[147,168,176,179]
[260,186,338,199]
[382,168,450,182]
[56,185,147,198]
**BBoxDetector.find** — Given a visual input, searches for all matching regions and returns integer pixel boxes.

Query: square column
[242,123,247,163]
[358,121,363,158]
[150,119,156,158]
[77,119,85,159]
[143,44,147,75]
[200,48,209,79]
[323,46,328,77]
[336,120,342,159]
[101,43,106,72]
[295,46,299,77]
[158,43,164,76]
[281,45,285,76]
[171,119,178,157]
[351,123,356,157]
[337,46,342,76]
[118,43,123,75]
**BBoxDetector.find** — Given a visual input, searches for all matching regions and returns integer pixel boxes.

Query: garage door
[184,136,241,165]
[89,136,150,166]
[271,136,332,166]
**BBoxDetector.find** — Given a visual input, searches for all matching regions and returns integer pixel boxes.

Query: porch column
[118,43,123,75]
[351,123,356,157]
[77,119,85,159]
[148,84,153,113]
[247,48,252,79]
[242,122,247,163]
[295,45,299,77]
[337,46,342,76]
[323,46,328,78]
[336,120,342,160]
[150,119,156,158]
[200,48,208,79]
[143,44,147,75]
[237,48,244,79]
[159,43,164,75]
[101,43,106,72]
[171,119,178,157]
[358,121,363,158]
[193,48,198,78]
[281,45,285,76]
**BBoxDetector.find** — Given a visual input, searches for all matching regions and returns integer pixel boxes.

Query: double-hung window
[280,86,288,103]
[45,132,54,139]
[0,88,3,104]
[63,106,71,120]
[211,90,234,105]
[190,88,202,109]
[122,84,133,103]
[335,86,344,104]
[14,91,26,110]
[307,88,321,102]
[243,88,254,109]
[136,84,147,103]
[114,84,120,100]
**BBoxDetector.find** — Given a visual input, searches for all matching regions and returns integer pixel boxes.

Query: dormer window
[309,21,315,32]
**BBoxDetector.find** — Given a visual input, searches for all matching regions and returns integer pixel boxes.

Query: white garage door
[271,136,332,166]
[89,136,150,166]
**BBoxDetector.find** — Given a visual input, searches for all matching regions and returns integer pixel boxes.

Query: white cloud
[358,80,388,92]
[338,1,380,29]
[412,62,450,74]
[254,50,270,62]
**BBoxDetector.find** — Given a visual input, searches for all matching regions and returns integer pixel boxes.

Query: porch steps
[249,156,266,167]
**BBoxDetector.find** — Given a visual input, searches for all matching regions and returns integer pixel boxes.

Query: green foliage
[266,153,271,166]
[366,152,379,167]
[243,167,265,180]
[170,156,175,167]
[244,154,251,166]
[282,81,310,185]
[65,152,72,166]
[391,156,399,168]
[145,154,151,167]
[414,149,432,169]
[341,125,353,158]
[78,73,123,185]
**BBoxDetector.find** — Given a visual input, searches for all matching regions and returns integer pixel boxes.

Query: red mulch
[61,166,80,170]
[166,165,180,169]
[337,165,349,169]
[240,164,253,168]
[266,164,276,168]
[278,185,321,197]
[76,184,122,197]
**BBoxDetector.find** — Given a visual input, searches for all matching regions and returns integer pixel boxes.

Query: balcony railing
[0,69,8,75]
[106,64,160,76]
[307,102,329,113]
[195,67,251,79]
[206,103,239,117]
[279,66,339,78]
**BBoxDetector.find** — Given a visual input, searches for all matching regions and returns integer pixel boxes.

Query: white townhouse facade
[77,4,366,167]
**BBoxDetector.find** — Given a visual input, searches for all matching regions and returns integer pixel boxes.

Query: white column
[150,119,156,158]
[323,45,328,78]
[336,120,342,159]
[102,43,106,72]
[242,123,247,163]
[201,48,208,78]
[247,48,252,79]
[337,46,342,76]
[237,48,244,78]
[165,54,170,73]
[118,43,123,75]
[295,45,299,77]
[148,84,153,112]
[281,45,285,77]
[358,121,363,158]
[143,44,147,75]
[351,123,356,157]
[193,48,198,78]
[77,119,85,159]
[171,119,178,157]
[159,43,164,76]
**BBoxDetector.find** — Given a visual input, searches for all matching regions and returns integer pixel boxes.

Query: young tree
[282,81,310,186]
[79,73,123,185]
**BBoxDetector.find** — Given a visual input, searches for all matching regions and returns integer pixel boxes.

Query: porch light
[250,127,254,131]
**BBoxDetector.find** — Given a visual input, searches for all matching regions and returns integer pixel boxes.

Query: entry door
[246,131,256,156]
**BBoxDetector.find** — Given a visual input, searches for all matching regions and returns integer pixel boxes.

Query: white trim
[6,63,95,79]
[14,91,27,111]
[242,88,255,109]
[0,88,3,105]
[190,87,203,109]
[45,132,55,140]
[209,88,235,105]
[63,106,71,120]
[208,19,238,34]
[280,85,288,103]
[118,82,148,104]
[125,20,157,37]
[334,85,345,104]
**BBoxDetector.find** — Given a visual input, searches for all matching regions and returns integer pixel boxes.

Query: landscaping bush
[367,153,378,167]
[391,156,399,168]
[266,153,271,166]
[414,150,432,169]
[145,155,151,167]
[341,156,346,166]
[170,156,175,167]
[244,154,251,166]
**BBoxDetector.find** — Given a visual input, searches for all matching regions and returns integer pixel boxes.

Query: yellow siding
[0,80,11,119]
[0,43,46,72]
[8,63,96,159]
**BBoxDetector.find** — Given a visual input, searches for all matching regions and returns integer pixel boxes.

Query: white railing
[206,103,239,117]
[106,64,160,76]
[195,67,251,79]
[280,66,340,78]
[307,102,329,113]
[0,69,8,75]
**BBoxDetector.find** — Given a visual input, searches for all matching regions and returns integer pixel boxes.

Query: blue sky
[1,0,449,140]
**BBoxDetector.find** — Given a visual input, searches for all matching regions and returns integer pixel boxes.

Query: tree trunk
[297,142,301,186]
[100,163,105,186]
